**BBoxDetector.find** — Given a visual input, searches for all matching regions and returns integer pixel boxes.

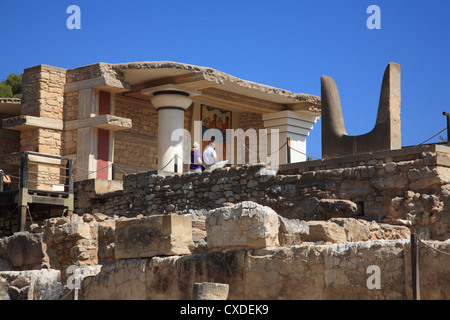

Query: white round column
[151,91,192,173]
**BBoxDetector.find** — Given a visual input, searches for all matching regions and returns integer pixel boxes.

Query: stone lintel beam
[287,102,321,117]
[64,76,130,93]
[28,154,66,166]
[2,114,132,132]
[65,114,132,131]
[2,115,63,131]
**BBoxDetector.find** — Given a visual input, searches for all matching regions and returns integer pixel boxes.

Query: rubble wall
[75,144,450,240]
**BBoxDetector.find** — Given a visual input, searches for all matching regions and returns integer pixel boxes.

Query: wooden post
[411,233,420,300]
[20,152,29,189]
[443,112,450,145]
[65,159,74,217]
[18,206,27,232]
[18,153,29,232]
[286,137,291,164]
[65,159,74,194]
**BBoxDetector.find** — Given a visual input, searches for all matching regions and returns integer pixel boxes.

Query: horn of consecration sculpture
[321,62,401,159]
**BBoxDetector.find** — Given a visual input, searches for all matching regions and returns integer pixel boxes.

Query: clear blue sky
[1,0,449,159]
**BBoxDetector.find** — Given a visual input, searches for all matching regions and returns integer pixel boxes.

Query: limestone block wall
[26,129,63,191]
[114,95,158,172]
[0,204,447,300]
[62,91,78,156]
[239,112,264,131]
[37,128,62,156]
[19,129,39,153]
[81,239,450,300]
[20,65,66,156]
[21,65,66,120]
[239,112,264,163]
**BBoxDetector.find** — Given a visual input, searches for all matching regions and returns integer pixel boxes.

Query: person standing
[0,170,11,191]
[202,141,218,170]
[190,142,203,173]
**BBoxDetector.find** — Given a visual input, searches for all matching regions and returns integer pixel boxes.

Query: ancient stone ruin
[0,62,449,300]
[1,156,450,300]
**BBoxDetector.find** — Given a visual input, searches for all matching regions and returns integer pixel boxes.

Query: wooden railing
[0,151,73,196]
[0,152,74,232]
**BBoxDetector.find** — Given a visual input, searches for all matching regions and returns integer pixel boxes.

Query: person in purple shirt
[190,141,203,173]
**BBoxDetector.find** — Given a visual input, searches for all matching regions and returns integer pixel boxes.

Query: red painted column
[99,91,111,115]
[97,91,111,179]
[97,129,110,179]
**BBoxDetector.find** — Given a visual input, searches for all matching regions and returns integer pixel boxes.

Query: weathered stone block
[409,167,450,191]
[0,232,49,270]
[318,199,358,218]
[0,277,9,300]
[404,239,450,299]
[206,201,280,251]
[278,216,309,246]
[329,218,371,242]
[115,215,193,259]
[0,259,12,272]
[378,223,411,240]
[339,181,373,199]
[193,282,229,300]
[372,173,409,190]
[304,221,347,243]
[0,269,62,300]
[98,221,116,263]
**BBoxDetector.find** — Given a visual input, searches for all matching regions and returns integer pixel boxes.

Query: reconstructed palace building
[0,61,321,181]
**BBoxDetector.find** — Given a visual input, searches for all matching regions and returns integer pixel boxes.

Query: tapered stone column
[262,110,319,164]
[151,91,192,173]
